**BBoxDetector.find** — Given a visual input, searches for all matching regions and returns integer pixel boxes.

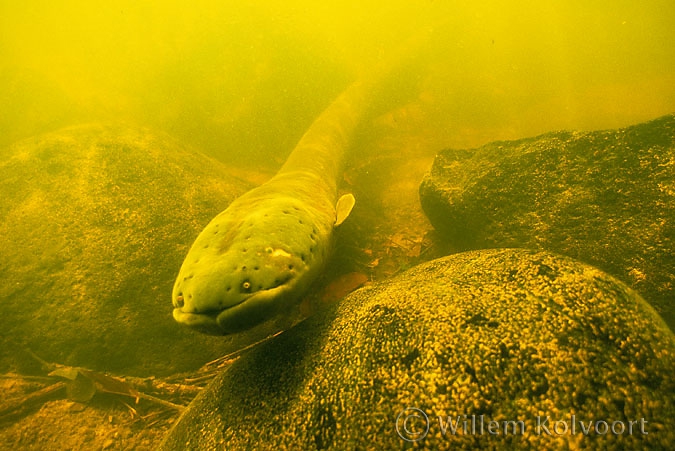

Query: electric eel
[171,74,380,335]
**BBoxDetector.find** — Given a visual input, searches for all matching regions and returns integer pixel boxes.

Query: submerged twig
[0,380,66,423]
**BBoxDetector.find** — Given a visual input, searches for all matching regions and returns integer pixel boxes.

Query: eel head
[171,196,331,335]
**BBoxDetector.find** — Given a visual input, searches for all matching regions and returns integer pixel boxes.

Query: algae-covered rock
[0,124,252,376]
[419,114,675,330]
[159,249,675,450]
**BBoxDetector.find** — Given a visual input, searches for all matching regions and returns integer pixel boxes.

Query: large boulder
[0,124,252,376]
[159,249,675,450]
[419,114,675,331]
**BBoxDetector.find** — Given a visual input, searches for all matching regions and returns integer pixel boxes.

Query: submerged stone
[159,249,675,450]
[419,114,675,331]
[0,124,252,376]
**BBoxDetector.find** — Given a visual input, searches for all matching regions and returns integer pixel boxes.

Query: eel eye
[242,281,251,290]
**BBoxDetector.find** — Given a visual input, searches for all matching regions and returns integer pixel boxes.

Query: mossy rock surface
[0,124,251,376]
[159,248,675,450]
[419,114,675,331]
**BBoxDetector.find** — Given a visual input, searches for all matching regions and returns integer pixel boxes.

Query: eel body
[171,78,372,335]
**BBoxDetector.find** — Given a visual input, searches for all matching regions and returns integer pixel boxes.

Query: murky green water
[1,1,673,166]
[1,1,673,449]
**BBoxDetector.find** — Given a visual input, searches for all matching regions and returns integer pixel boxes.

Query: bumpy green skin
[160,249,675,450]
[172,81,370,335]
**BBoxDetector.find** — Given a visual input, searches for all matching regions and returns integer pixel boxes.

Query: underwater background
[1,1,674,450]
[2,0,673,167]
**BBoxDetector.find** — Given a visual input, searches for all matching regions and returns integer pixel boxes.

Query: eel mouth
[172,308,223,335]
[173,283,294,335]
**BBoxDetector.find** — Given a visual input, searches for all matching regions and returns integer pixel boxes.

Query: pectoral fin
[335,193,355,226]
